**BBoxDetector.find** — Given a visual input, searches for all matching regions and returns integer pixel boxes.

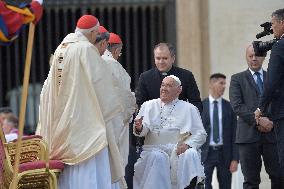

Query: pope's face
[160,77,181,103]
[154,47,175,73]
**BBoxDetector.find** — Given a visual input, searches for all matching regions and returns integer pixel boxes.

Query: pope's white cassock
[36,32,125,189]
[133,98,207,189]
[102,49,136,168]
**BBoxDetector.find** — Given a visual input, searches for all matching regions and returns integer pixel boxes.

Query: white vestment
[58,148,112,189]
[133,98,207,189]
[102,49,136,167]
[36,32,124,189]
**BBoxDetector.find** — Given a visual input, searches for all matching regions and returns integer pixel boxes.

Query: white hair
[75,22,100,34]
[166,75,181,86]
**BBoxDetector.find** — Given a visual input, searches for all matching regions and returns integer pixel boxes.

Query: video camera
[252,22,278,56]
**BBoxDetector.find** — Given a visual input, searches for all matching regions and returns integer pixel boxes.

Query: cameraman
[255,8,284,186]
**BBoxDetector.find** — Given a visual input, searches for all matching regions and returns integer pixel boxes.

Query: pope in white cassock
[36,15,124,189]
[133,75,207,189]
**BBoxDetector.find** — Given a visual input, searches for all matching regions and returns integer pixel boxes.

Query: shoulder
[202,98,209,104]
[140,98,159,109]
[139,68,157,80]
[222,98,230,105]
[173,66,193,76]
[178,100,198,111]
[231,70,247,80]
[272,38,284,51]
[143,98,159,105]
[140,68,156,76]
[222,98,234,109]
[277,37,284,45]
[75,41,98,57]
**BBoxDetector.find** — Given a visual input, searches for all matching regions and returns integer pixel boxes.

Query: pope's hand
[176,143,190,155]
[134,116,143,132]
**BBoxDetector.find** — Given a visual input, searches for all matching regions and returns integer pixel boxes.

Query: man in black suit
[135,43,202,112]
[230,45,281,189]
[201,73,238,189]
[255,8,284,186]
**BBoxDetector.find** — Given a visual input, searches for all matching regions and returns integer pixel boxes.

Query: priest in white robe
[36,15,124,189]
[95,27,136,189]
[133,75,207,189]
[102,33,136,168]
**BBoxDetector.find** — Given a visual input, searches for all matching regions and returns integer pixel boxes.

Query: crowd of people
[1,6,284,189]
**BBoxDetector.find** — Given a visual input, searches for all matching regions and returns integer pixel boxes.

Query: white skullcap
[166,75,181,86]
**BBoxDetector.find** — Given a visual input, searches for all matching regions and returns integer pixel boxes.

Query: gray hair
[272,8,284,21]
[107,43,123,52]
[154,43,176,57]
[95,32,110,44]
[75,23,100,34]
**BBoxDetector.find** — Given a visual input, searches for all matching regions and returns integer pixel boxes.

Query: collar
[249,68,263,76]
[209,95,222,104]
[160,98,179,107]
[103,49,114,58]
[159,66,174,76]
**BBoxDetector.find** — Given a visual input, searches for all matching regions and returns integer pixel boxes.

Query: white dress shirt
[209,95,223,146]
[249,68,264,83]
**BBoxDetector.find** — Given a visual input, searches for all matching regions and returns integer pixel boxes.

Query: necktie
[213,100,220,143]
[254,72,263,95]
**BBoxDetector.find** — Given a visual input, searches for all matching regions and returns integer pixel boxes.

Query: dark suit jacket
[259,37,284,121]
[201,98,238,168]
[229,69,276,143]
[135,66,202,112]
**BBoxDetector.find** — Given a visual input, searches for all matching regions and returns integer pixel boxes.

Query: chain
[160,100,178,127]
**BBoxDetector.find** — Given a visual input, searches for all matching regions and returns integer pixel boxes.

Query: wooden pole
[10,23,35,189]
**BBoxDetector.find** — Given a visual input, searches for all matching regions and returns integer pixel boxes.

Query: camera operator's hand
[257,117,273,133]
[257,125,269,133]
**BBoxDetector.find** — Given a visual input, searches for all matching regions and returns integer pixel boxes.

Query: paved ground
[212,161,270,189]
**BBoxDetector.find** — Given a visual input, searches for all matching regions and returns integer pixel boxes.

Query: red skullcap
[109,33,122,44]
[76,15,98,29]
[99,26,108,34]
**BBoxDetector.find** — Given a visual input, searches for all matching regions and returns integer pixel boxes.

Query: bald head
[154,43,176,73]
[246,44,265,72]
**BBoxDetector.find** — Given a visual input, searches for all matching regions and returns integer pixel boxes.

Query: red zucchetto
[99,26,108,34]
[76,15,98,29]
[108,33,122,44]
